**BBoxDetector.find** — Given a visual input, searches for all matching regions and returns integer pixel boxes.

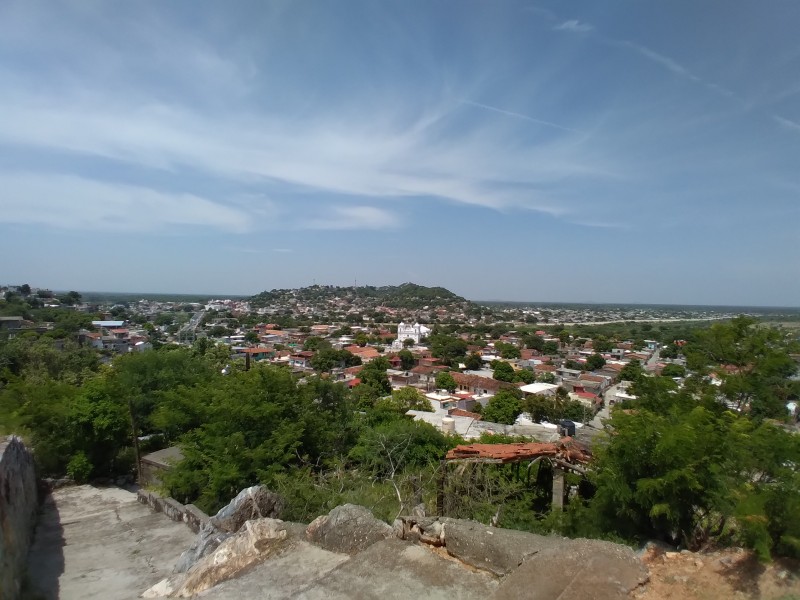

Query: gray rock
[443,519,559,576]
[494,538,648,600]
[174,485,284,573]
[306,504,394,555]
[209,485,284,533]
[174,521,233,573]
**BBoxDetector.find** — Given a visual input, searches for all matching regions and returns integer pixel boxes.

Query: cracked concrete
[25,485,196,600]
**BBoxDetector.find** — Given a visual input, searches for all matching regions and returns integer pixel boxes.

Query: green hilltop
[249,282,468,310]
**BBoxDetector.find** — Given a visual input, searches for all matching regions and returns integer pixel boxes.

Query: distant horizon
[24,285,800,311]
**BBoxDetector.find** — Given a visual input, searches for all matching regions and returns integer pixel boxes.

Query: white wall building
[392,322,431,349]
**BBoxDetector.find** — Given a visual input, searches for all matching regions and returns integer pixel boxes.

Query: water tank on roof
[559,419,576,437]
[441,417,455,434]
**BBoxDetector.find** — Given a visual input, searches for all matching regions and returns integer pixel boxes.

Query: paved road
[26,486,195,600]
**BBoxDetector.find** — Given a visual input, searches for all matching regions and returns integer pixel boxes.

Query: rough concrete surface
[25,485,196,600]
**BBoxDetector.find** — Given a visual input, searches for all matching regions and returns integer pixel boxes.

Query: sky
[1,1,799,306]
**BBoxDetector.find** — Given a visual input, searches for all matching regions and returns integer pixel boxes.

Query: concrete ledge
[137,489,209,533]
[184,504,210,533]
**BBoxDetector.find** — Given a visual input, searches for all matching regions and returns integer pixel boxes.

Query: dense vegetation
[250,282,468,310]
[2,303,799,560]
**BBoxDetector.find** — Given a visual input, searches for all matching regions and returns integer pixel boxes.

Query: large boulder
[210,485,284,533]
[175,519,302,597]
[494,538,649,600]
[443,519,560,576]
[173,485,284,573]
[395,516,562,576]
[306,504,394,555]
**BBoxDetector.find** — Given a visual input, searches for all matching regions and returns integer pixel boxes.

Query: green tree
[377,386,433,413]
[359,358,391,395]
[660,363,686,378]
[492,361,515,383]
[464,352,483,371]
[244,331,259,344]
[618,359,645,384]
[435,371,457,393]
[495,342,521,359]
[482,390,522,425]
[585,354,606,371]
[397,349,415,371]
[513,368,535,384]
[303,336,331,352]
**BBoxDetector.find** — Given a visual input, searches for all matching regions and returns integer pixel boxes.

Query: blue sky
[1,1,799,305]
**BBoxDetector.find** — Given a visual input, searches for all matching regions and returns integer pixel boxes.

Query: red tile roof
[446,437,591,464]
[448,408,482,420]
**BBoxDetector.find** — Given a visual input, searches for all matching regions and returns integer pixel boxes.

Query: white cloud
[553,20,593,33]
[459,99,580,133]
[272,248,293,253]
[774,115,800,134]
[0,173,251,233]
[612,40,736,98]
[305,206,401,230]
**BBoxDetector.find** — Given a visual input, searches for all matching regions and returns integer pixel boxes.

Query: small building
[140,446,184,486]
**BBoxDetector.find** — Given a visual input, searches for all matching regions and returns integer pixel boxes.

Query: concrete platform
[26,485,196,600]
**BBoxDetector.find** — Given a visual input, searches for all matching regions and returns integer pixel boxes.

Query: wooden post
[552,467,565,511]
[437,460,447,516]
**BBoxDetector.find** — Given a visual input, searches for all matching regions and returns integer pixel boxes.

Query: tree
[303,336,330,351]
[495,342,521,360]
[618,359,644,384]
[397,349,415,371]
[492,361,515,383]
[593,338,613,353]
[464,352,483,371]
[524,334,545,352]
[660,363,686,378]
[537,371,556,384]
[244,331,259,344]
[435,371,457,393]
[359,358,391,395]
[403,337,415,348]
[542,341,559,355]
[19,284,31,296]
[378,386,433,413]
[58,290,82,306]
[585,354,606,371]
[310,349,360,372]
[482,390,522,425]
[513,368,535,384]
[429,334,468,367]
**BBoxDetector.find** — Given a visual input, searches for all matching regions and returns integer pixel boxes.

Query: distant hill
[249,283,468,310]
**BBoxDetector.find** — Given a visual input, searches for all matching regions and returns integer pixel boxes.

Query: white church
[391,322,431,350]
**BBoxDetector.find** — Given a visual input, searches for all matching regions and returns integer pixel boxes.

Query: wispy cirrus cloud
[305,206,401,230]
[553,20,593,33]
[774,115,800,134]
[459,99,581,133]
[0,172,251,233]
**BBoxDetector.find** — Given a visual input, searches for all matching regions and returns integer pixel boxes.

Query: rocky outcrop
[397,515,648,598]
[494,539,648,600]
[306,504,394,555]
[173,485,283,573]
[0,436,38,600]
[172,519,305,597]
[149,500,647,600]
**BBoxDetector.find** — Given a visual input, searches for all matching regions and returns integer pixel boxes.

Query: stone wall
[0,436,38,600]
[137,489,209,533]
